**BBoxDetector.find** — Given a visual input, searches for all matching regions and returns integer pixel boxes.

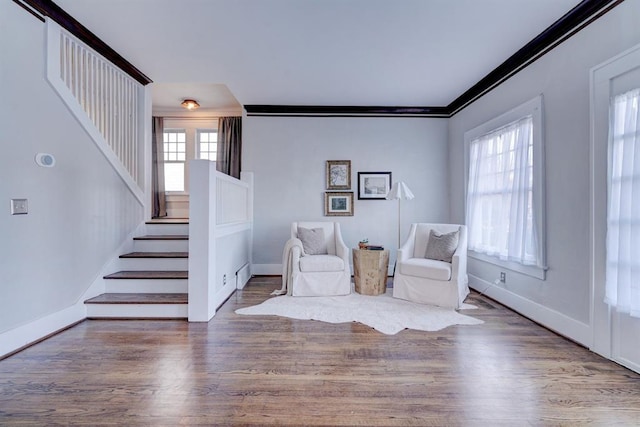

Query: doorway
[591,42,640,374]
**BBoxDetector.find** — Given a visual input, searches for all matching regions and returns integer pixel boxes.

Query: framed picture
[326,160,351,190]
[324,192,354,216]
[358,172,392,200]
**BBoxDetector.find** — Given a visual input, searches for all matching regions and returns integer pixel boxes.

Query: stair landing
[147,218,189,224]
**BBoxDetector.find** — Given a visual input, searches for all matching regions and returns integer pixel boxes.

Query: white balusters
[55,27,144,188]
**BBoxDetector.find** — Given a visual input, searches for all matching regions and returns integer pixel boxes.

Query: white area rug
[235,290,483,335]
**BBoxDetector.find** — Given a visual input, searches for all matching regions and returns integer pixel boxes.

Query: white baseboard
[469,274,591,346]
[236,263,251,290]
[213,282,236,312]
[252,263,282,275]
[2,221,148,359]
[0,302,86,359]
[616,356,640,374]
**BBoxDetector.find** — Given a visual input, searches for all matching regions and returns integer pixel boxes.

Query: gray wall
[243,115,450,272]
[448,0,640,329]
[0,2,143,333]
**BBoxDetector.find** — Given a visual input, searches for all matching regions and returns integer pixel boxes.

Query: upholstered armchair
[393,223,469,308]
[284,222,351,296]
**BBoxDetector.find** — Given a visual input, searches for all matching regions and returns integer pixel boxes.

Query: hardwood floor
[1,276,639,426]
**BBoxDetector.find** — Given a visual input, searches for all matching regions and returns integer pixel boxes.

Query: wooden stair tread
[120,252,188,259]
[133,235,188,240]
[146,218,189,224]
[104,271,188,279]
[85,293,188,304]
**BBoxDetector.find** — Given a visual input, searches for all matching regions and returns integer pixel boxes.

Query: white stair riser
[145,223,189,235]
[86,303,188,318]
[118,258,188,271]
[134,240,189,252]
[105,279,188,293]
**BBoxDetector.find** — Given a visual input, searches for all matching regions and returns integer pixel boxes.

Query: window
[197,129,217,160]
[161,119,218,193]
[163,129,186,192]
[465,95,545,278]
[606,88,640,317]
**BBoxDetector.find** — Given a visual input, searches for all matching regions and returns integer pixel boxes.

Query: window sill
[468,251,547,280]
[165,192,189,201]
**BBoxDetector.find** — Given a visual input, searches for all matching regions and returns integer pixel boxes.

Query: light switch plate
[11,199,28,215]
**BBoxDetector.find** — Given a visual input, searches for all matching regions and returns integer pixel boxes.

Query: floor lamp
[386,181,415,248]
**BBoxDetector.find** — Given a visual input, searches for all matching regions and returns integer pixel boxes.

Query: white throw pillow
[424,229,459,263]
[298,227,328,255]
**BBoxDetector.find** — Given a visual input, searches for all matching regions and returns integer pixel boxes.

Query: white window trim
[163,118,219,195]
[196,128,218,160]
[464,94,547,280]
[163,128,187,194]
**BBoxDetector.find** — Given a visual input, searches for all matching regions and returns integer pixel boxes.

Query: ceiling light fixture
[181,99,200,110]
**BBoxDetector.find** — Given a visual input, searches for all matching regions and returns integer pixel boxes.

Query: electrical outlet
[11,199,28,215]
[500,272,506,283]
[223,274,226,285]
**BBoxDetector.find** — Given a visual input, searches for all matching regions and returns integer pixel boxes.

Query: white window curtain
[466,115,542,267]
[606,88,640,318]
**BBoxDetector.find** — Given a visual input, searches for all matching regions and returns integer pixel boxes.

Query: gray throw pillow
[424,229,459,263]
[298,227,328,255]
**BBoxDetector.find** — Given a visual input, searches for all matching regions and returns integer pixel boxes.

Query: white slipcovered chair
[393,223,469,308]
[284,221,351,296]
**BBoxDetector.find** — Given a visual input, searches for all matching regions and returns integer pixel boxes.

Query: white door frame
[590,42,640,373]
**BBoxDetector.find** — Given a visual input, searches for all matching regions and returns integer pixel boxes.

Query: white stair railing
[45,19,145,202]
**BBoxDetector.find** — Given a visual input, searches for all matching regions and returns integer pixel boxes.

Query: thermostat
[35,153,56,167]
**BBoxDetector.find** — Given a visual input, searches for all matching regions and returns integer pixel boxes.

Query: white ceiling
[151,83,241,116]
[55,0,582,112]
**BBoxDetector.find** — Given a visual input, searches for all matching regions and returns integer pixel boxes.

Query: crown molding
[446,0,624,115]
[245,0,623,118]
[13,0,622,112]
[243,105,449,118]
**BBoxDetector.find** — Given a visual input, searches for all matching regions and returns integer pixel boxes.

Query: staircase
[85,220,189,319]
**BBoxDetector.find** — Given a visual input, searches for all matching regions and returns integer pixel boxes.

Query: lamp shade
[386,181,414,201]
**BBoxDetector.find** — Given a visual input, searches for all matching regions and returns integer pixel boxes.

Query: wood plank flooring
[1,276,639,426]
